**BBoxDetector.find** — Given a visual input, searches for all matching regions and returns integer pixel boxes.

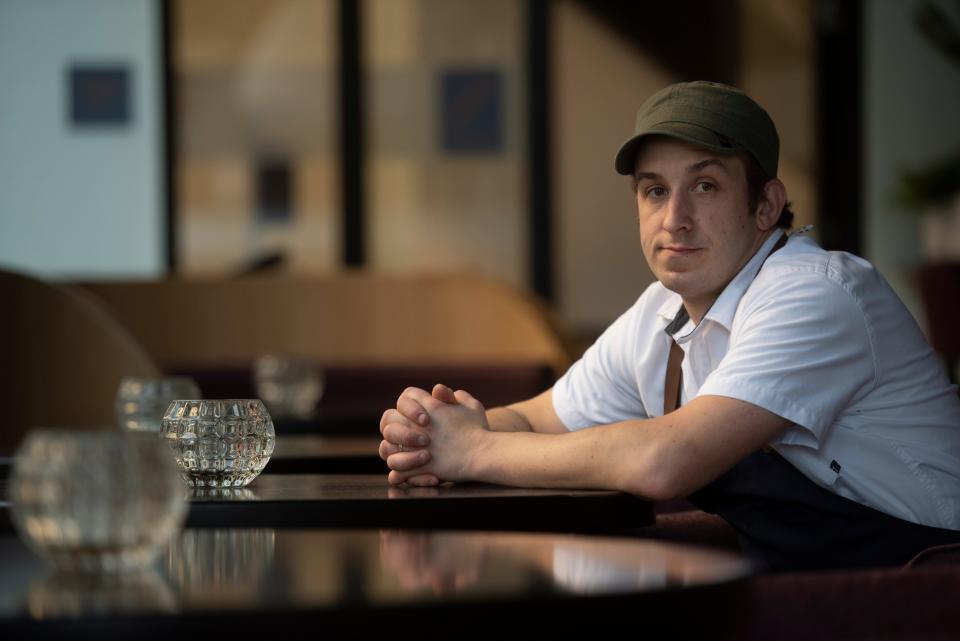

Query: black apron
[687,449,960,571]
[663,233,960,571]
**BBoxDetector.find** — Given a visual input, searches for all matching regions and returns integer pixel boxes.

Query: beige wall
[739,0,817,233]
[553,1,669,331]
[175,0,340,276]
[365,0,527,290]
[173,0,819,334]
[864,0,960,325]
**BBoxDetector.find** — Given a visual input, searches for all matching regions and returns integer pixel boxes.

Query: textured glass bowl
[9,430,187,574]
[115,376,201,433]
[161,399,275,488]
[253,355,324,419]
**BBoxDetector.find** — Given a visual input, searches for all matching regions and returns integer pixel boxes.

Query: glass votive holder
[160,399,275,488]
[253,355,324,419]
[8,430,188,574]
[115,376,201,433]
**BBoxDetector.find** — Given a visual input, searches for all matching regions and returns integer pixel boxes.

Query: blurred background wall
[864,0,960,320]
[1,0,958,346]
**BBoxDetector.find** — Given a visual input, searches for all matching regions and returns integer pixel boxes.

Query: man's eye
[693,182,715,193]
[646,186,666,198]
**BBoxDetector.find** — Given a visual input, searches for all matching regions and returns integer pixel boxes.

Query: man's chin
[655,271,695,294]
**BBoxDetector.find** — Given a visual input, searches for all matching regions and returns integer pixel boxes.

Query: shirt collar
[656,229,786,339]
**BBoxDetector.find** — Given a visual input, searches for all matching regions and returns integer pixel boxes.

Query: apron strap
[663,340,685,414]
[662,231,788,414]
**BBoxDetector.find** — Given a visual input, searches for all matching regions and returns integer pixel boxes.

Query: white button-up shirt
[553,229,960,529]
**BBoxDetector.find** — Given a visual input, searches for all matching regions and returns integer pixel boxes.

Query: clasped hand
[378,383,490,486]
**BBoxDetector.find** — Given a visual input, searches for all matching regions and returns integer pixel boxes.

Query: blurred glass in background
[115,376,201,432]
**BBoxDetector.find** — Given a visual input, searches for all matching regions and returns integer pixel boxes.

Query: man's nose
[662,193,693,232]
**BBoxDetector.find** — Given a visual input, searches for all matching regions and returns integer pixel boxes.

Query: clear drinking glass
[8,430,188,574]
[161,399,275,488]
[115,376,202,432]
[253,355,324,419]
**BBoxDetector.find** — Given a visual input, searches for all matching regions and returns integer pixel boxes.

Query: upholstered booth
[76,274,572,425]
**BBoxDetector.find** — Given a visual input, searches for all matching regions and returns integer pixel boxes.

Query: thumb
[432,383,457,404]
[453,389,484,412]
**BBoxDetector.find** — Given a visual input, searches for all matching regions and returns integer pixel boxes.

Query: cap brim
[614,122,742,175]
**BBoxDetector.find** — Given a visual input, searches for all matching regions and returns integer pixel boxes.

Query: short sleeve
[552,294,653,431]
[698,269,877,446]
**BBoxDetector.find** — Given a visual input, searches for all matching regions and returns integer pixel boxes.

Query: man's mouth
[661,245,701,255]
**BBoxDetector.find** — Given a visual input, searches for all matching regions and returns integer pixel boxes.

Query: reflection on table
[0,528,753,637]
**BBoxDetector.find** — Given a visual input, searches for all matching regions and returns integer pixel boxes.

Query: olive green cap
[614,81,779,179]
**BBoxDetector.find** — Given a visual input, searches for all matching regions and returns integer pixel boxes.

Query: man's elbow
[623,474,681,502]
[606,424,698,500]
[619,453,684,502]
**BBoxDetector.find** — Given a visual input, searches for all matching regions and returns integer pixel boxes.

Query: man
[378,81,960,570]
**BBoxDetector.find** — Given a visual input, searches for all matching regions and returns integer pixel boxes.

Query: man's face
[633,136,772,321]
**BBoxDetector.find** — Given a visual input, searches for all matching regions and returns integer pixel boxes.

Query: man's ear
[756,179,786,232]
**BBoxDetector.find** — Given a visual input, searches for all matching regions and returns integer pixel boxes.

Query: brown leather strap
[662,232,789,415]
[663,339,685,414]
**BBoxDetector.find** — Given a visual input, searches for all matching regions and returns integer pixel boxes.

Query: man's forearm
[486,406,535,432]
[462,395,794,500]
[465,421,657,495]
[484,389,569,435]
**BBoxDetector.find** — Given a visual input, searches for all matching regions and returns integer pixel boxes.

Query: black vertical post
[159,0,176,273]
[528,0,553,302]
[815,0,862,254]
[339,0,365,267]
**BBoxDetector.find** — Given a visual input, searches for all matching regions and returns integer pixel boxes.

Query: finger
[379,438,404,461]
[398,386,441,412]
[396,484,440,497]
[431,383,458,404]
[397,396,430,426]
[387,485,440,498]
[382,422,431,448]
[386,449,432,472]
[379,439,425,459]
[453,389,484,412]
[380,408,412,433]
[405,473,440,487]
[389,468,422,486]
[388,461,434,486]
[397,386,428,406]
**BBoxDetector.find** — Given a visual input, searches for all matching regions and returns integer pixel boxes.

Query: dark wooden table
[1,474,653,534]
[0,528,754,639]
[184,474,655,533]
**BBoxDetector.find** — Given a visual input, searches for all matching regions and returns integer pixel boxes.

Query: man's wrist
[464,427,496,481]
